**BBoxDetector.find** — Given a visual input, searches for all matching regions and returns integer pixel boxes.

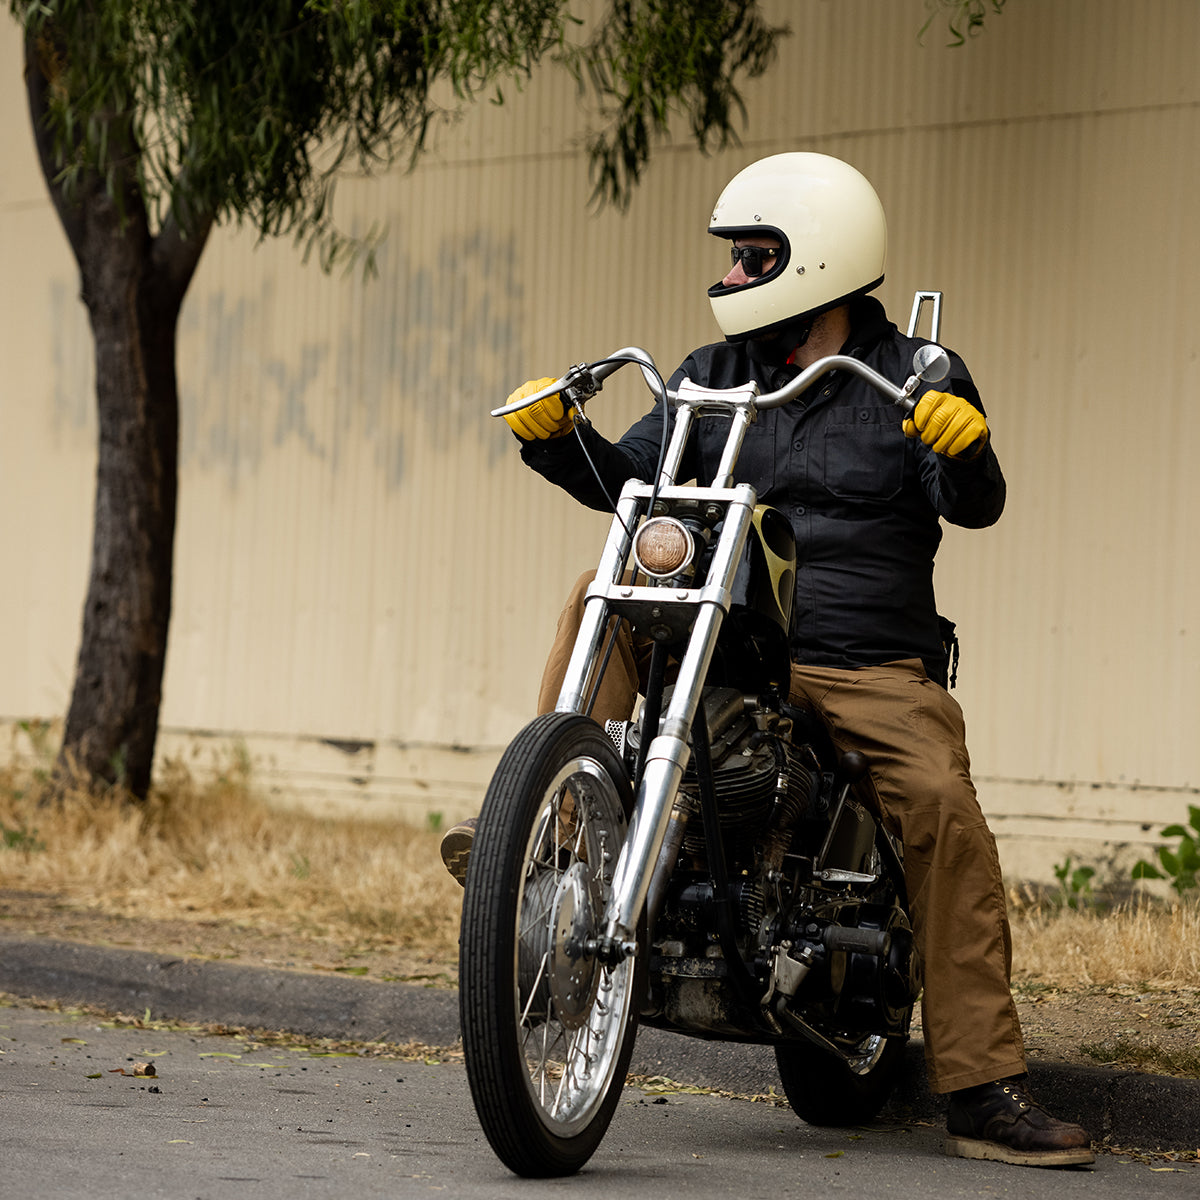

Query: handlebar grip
[489,347,665,418]
[490,377,570,419]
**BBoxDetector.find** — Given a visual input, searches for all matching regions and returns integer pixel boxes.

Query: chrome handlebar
[491,342,949,421]
[490,347,663,418]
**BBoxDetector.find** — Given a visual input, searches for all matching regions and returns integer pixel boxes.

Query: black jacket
[521,297,1005,678]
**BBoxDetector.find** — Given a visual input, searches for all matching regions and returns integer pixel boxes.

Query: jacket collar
[843,295,894,358]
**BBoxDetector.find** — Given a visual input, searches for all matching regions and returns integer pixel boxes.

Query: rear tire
[774,1033,908,1126]
[460,713,639,1176]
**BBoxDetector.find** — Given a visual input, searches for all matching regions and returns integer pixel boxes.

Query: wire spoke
[510,750,635,1130]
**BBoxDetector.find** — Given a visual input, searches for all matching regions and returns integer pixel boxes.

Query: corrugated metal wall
[1,0,1197,879]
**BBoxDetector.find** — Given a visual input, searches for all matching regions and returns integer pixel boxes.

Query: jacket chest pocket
[738,421,777,493]
[821,406,906,501]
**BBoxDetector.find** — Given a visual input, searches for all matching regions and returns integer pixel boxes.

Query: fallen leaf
[641,1083,707,1096]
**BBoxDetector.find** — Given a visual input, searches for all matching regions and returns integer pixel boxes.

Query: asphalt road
[2,1005,1195,1200]
[4,936,1200,1157]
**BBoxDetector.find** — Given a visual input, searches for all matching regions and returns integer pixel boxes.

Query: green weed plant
[1132,805,1200,895]
[1052,856,1097,909]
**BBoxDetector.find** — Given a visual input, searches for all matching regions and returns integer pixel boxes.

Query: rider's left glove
[903,390,988,460]
[502,377,575,440]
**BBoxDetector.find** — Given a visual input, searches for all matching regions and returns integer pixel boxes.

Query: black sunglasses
[729,244,780,277]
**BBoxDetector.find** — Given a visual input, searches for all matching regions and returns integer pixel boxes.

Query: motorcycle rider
[442,152,1093,1168]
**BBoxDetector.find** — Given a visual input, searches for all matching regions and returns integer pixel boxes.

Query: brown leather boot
[944,1076,1095,1167]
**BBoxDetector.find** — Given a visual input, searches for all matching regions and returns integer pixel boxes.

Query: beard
[745,315,814,366]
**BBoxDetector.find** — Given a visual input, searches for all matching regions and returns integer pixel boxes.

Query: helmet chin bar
[719,277,884,347]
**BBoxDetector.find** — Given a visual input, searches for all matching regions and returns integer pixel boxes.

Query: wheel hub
[548,861,602,1030]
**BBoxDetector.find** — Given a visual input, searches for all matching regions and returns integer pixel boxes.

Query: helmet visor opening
[709,226,790,296]
[729,244,780,278]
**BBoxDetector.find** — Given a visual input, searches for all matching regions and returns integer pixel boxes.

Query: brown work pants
[538,572,1026,1094]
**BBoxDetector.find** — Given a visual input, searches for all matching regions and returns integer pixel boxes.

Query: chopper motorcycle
[459,295,954,1178]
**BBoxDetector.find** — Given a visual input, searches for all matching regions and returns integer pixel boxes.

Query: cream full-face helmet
[707,152,887,343]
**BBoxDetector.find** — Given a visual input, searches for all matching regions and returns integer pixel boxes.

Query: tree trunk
[24,32,211,800]
[62,222,180,797]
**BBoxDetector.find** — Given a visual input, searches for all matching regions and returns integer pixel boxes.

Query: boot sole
[944,1135,1095,1167]
[440,829,475,888]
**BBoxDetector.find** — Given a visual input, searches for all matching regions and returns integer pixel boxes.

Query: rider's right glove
[502,377,575,440]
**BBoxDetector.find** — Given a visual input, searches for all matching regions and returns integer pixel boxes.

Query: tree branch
[150,207,214,316]
[22,29,90,268]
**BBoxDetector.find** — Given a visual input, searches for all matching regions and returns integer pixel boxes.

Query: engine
[627,688,917,1043]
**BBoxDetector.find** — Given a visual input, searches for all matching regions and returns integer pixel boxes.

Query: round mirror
[912,344,950,384]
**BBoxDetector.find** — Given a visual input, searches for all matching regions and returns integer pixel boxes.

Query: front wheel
[460,713,639,1177]
[774,1032,909,1126]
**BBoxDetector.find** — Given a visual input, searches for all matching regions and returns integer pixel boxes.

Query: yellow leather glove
[903,390,989,460]
[502,377,574,440]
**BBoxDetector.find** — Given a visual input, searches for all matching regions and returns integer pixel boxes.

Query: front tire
[460,713,639,1176]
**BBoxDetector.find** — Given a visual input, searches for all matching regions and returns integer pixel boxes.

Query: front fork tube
[597,489,757,958]
[555,491,642,716]
[643,793,695,938]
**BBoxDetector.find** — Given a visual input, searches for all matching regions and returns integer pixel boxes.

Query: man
[443,152,1093,1167]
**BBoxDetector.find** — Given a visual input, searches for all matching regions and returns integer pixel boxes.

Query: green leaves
[918,0,1006,48]
[1132,805,1200,895]
[12,0,786,257]
[13,0,572,255]
[572,0,784,208]
[1053,856,1096,909]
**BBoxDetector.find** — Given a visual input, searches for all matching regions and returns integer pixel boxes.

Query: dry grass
[1009,890,1200,989]
[0,750,463,962]
[3,748,1199,992]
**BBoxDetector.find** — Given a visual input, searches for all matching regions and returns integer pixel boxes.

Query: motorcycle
[459,295,953,1177]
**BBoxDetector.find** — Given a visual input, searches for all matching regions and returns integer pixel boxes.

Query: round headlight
[633,517,694,579]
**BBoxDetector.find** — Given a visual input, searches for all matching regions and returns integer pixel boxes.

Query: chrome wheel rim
[513,756,633,1136]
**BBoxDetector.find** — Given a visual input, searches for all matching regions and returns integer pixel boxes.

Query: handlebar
[491,342,949,421]
[757,354,909,410]
[490,348,663,418]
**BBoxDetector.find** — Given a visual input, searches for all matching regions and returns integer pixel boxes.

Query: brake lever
[489,363,601,419]
[490,348,664,419]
